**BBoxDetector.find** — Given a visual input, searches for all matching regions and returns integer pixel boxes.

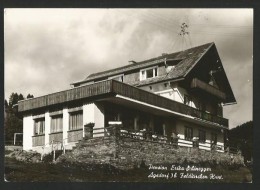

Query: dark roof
[71,42,214,85]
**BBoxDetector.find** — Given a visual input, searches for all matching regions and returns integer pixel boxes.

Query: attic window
[140,66,158,81]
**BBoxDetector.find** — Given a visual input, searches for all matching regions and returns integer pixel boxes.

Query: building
[18,42,236,154]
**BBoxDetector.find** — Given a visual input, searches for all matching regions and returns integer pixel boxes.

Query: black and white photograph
[4,8,253,182]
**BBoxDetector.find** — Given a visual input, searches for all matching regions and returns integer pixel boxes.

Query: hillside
[228,121,253,163]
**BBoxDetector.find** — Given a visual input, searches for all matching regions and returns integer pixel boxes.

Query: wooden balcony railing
[32,134,45,147]
[49,132,63,143]
[191,78,226,100]
[112,80,228,127]
[18,80,228,127]
[18,80,113,112]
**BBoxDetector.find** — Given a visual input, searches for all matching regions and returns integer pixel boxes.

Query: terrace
[18,80,228,128]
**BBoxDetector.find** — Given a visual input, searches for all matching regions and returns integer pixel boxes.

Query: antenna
[178,22,192,51]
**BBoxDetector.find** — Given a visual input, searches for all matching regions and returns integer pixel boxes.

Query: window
[34,119,45,135]
[51,115,63,133]
[69,111,83,130]
[184,95,191,106]
[184,127,193,140]
[199,130,206,143]
[140,66,158,81]
[211,132,217,144]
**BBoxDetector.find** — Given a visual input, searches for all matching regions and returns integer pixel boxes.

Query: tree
[27,94,34,99]
[9,93,19,107]
[4,99,8,109]
[228,121,253,163]
[4,112,23,144]
[5,92,29,145]
[18,93,24,101]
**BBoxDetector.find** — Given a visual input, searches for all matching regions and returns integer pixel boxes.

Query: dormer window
[140,66,158,81]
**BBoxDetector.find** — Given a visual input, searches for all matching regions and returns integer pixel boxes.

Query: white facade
[22,102,105,154]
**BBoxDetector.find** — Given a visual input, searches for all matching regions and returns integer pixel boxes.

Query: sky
[4,8,253,129]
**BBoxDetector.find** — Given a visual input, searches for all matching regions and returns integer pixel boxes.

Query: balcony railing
[191,78,226,100]
[18,80,113,112]
[112,80,228,127]
[18,80,228,127]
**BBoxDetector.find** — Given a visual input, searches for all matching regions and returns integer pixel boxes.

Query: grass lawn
[4,156,252,182]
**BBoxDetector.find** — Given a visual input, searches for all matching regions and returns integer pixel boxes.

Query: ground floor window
[51,115,63,133]
[184,126,193,140]
[199,130,206,143]
[69,111,83,130]
[34,119,45,135]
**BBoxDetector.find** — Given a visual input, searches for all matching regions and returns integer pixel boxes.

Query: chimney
[128,60,136,64]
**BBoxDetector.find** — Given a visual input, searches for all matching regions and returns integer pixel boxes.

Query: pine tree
[27,94,34,99]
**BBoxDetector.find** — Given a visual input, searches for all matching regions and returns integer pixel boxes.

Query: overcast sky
[4,9,253,128]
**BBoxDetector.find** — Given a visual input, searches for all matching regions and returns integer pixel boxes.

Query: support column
[149,116,154,133]
[83,102,105,138]
[163,123,166,136]
[45,112,51,146]
[63,108,69,145]
[94,103,105,137]
[23,114,34,151]
[134,115,139,131]
[83,103,95,138]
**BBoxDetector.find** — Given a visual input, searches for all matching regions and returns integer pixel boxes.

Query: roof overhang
[104,95,227,130]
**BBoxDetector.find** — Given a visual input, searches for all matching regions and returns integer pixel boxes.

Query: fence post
[53,143,56,162]
[114,125,121,159]
[41,146,44,161]
[63,140,66,154]
[13,133,16,145]
[51,140,54,152]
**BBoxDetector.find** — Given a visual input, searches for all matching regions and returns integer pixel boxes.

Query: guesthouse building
[18,42,236,153]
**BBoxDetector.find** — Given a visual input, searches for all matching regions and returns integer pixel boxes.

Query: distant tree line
[228,121,253,163]
[4,93,34,144]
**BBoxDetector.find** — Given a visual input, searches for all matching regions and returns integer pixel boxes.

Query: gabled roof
[71,42,236,104]
[71,42,214,85]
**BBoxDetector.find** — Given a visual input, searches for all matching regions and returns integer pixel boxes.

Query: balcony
[112,80,228,127]
[18,80,228,128]
[190,78,226,100]
[18,80,112,112]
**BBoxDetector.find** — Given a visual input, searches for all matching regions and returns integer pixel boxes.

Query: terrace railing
[91,125,238,154]
[112,80,228,127]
